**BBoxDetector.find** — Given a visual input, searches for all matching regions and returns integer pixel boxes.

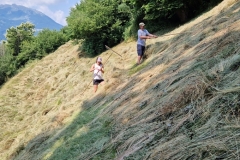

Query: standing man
[137,22,157,64]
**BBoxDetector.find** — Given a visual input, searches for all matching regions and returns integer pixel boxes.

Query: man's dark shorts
[93,79,104,85]
[137,44,145,56]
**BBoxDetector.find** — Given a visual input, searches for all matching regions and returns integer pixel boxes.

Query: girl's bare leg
[94,85,98,93]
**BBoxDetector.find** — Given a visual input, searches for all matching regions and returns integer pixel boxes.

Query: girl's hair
[96,57,102,63]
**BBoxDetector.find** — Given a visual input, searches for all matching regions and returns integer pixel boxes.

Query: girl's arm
[90,64,95,72]
[100,65,104,73]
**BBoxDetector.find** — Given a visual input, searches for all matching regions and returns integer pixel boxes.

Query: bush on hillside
[0,53,16,85]
[16,29,69,67]
[123,0,223,37]
[67,0,131,56]
[36,29,69,54]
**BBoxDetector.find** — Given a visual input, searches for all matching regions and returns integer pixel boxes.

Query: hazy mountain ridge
[0,4,63,41]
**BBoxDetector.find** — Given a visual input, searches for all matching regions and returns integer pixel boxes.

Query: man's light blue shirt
[137,29,150,46]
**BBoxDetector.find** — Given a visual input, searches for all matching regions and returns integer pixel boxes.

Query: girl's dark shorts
[137,44,145,56]
[93,79,104,85]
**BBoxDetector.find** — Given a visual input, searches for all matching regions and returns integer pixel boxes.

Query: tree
[5,22,35,56]
[0,52,16,85]
[0,41,7,56]
[121,0,223,38]
[67,0,131,56]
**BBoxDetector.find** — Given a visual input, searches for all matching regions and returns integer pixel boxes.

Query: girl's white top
[93,63,103,80]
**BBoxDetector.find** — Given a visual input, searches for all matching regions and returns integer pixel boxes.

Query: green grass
[128,61,149,75]
[43,103,116,160]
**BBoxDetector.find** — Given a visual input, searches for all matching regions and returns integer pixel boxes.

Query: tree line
[0,23,70,85]
[67,0,222,55]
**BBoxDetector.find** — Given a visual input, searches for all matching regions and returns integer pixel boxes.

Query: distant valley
[0,4,63,41]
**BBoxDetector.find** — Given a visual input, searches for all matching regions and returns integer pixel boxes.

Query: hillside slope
[0,0,240,159]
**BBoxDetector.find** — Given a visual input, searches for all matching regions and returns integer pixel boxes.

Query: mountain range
[0,4,63,41]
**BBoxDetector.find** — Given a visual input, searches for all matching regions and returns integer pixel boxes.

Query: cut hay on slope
[0,0,240,159]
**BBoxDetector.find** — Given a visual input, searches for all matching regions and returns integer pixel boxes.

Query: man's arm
[140,34,157,39]
[147,30,158,38]
[140,35,151,39]
[148,33,158,38]
[139,30,157,39]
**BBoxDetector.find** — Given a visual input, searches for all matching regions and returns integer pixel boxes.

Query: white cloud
[0,0,68,26]
[0,0,67,6]
[54,10,66,26]
[37,5,66,26]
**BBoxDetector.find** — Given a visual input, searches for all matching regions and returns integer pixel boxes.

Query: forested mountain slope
[0,0,240,159]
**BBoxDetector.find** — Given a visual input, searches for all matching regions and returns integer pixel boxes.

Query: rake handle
[105,45,122,57]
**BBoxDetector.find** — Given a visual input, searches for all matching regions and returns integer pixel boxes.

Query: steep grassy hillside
[1,0,240,159]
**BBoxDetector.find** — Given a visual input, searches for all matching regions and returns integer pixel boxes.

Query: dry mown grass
[1,0,240,159]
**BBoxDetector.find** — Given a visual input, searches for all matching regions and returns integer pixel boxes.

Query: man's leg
[140,46,145,64]
[138,55,142,64]
[137,45,142,64]
[137,45,145,64]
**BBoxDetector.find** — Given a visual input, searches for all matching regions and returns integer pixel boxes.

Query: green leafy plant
[6,22,35,56]
[67,0,131,56]
[16,29,69,67]
[0,52,16,85]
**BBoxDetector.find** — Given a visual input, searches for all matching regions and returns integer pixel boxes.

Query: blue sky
[0,0,80,26]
